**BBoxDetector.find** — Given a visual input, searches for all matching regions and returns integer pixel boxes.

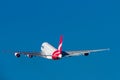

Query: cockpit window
[41,46,44,49]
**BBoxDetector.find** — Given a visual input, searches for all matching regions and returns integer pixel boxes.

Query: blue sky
[0,0,120,80]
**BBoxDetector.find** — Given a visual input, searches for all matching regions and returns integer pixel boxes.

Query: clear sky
[0,0,120,80]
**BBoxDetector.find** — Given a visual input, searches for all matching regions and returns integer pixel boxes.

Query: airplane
[14,36,109,60]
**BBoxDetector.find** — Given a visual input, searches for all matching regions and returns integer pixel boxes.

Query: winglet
[58,35,63,52]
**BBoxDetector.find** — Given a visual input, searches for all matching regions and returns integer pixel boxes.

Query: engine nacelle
[27,54,33,58]
[84,53,89,56]
[15,52,20,58]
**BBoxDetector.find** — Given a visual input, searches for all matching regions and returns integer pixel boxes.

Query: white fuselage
[41,42,57,59]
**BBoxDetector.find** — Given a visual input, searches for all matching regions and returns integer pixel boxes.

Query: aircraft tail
[58,35,63,53]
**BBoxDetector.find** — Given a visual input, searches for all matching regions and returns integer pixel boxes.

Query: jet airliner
[15,36,109,60]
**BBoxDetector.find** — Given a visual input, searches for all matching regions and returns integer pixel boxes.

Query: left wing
[62,48,110,57]
[14,52,51,58]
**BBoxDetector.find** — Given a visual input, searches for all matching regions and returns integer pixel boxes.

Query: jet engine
[84,53,89,56]
[27,54,33,58]
[15,52,20,58]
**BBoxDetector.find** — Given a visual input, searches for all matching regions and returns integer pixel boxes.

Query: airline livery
[15,36,109,60]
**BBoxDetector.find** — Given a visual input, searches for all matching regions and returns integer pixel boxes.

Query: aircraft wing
[63,48,110,57]
[15,52,51,58]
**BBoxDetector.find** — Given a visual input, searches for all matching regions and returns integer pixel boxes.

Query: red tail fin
[58,35,63,52]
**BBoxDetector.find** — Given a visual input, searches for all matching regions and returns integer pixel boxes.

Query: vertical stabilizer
[58,35,63,53]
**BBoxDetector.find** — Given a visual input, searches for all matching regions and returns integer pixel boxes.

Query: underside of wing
[63,48,110,57]
[14,52,51,58]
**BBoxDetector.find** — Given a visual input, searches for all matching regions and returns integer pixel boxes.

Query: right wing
[62,48,110,57]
